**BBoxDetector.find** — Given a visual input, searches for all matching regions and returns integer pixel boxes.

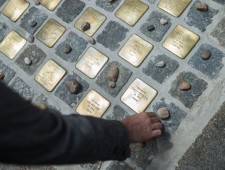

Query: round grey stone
[63,44,72,54]
[109,81,116,88]
[160,18,168,25]
[157,107,170,119]
[0,72,5,80]
[155,61,165,68]
[28,20,37,27]
[24,57,32,65]
[66,79,81,94]
[27,34,35,43]
[147,25,155,32]
[196,2,208,11]
[81,22,91,32]
[201,50,211,60]
[87,37,96,45]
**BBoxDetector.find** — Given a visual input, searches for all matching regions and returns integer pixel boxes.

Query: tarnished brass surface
[158,0,191,17]
[35,60,66,92]
[2,0,29,21]
[76,90,110,118]
[163,25,200,59]
[36,19,66,48]
[115,0,148,26]
[75,7,106,36]
[119,34,153,67]
[76,47,108,79]
[121,78,157,113]
[0,31,26,59]
[39,0,61,11]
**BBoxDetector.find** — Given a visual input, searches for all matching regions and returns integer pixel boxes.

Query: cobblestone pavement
[0,0,225,170]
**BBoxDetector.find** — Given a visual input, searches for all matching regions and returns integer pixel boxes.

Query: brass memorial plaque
[121,78,157,113]
[119,34,153,67]
[39,0,61,11]
[36,19,66,48]
[158,0,191,17]
[115,0,148,26]
[2,0,29,22]
[76,47,108,79]
[163,25,200,59]
[0,31,26,60]
[75,7,106,37]
[35,60,66,92]
[76,90,110,118]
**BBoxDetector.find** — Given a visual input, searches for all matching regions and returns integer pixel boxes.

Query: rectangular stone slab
[36,19,66,48]
[35,60,66,92]
[2,0,29,21]
[39,0,61,11]
[163,25,200,59]
[76,90,110,118]
[0,31,26,59]
[121,78,157,113]
[115,0,148,26]
[158,0,191,17]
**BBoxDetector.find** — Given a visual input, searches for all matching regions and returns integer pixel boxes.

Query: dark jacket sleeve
[0,82,130,165]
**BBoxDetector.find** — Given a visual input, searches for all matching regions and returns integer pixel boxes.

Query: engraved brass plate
[76,47,108,79]
[0,31,26,60]
[36,19,66,48]
[76,90,110,118]
[119,34,153,67]
[2,0,29,21]
[39,0,61,11]
[75,7,106,36]
[158,0,191,17]
[115,0,148,26]
[163,25,200,59]
[121,78,157,113]
[35,60,66,92]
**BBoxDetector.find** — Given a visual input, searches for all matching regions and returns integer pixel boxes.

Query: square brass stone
[76,47,108,79]
[121,78,157,113]
[115,0,148,26]
[35,60,66,92]
[75,7,106,37]
[163,25,200,59]
[0,31,26,60]
[2,0,29,22]
[76,90,110,118]
[36,19,66,48]
[158,0,191,17]
[39,0,61,11]
[119,34,153,67]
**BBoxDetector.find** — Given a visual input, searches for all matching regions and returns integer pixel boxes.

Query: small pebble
[66,79,81,94]
[160,18,168,25]
[109,81,116,88]
[33,0,40,5]
[179,82,191,90]
[107,65,119,82]
[27,34,35,43]
[87,37,96,45]
[201,50,211,60]
[0,72,5,80]
[28,20,37,27]
[24,57,32,65]
[63,44,72,54]
[38,102,47,110]
[81,22,91,32]
[196,2,208,11]
[155,61,165,68]
[157,107,170,119]
[147,25,155,32]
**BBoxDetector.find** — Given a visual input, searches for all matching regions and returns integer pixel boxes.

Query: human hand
[121,112,162,143]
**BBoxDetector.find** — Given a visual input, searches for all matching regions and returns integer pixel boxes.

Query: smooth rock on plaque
[0,31,26,59]
[119,34,153,67]
[163,25,200,59]
[35,60,66,92]
[121,78,157,113]
[76,47,108,79]
[76,90,110,118]
[39,0,61,11]
[115,0,148,26]
[2,0,29,21]
[36,19,66,48]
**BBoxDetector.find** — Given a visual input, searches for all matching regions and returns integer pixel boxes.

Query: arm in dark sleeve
[0,82,130,165]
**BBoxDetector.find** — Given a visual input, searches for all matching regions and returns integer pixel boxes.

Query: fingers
[151,130,162,138]
[151,117,160,123]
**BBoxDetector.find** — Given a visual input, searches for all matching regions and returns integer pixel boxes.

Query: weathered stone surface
[186,1,218,32]
[170,72,208,108]
[140,11,171,42]
[56,0,85,23]
[55,32,87,62]
[106,105,130,120]
[0,60,15,84]
[188,44,224,79]
[213,0,225,4]
[106,161,134,170]
[96,0,121,12]
[97,21,129,51]
[0,21,8,42]
[211,17,225,47]
[143,55,179,84]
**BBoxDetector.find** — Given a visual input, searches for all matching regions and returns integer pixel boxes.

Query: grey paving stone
[34,94,59,111]
[106,105,129,120]
[80,162,102,170]
[0,60,16,84]
[20,7,48,35]
[140,11,172,42]
[10,77,35,100]
[188,44,224,79]
[0,21,8,42]
[106,161,134,170]
[16,45,46,75]
[55,32,87,62]
[170,72,208,108]
[213,0,225,4]
[97,21,129,51]
[55,72,89,108]
[185,1,218,32]
[96,61,132,97]
[96,0,121,12]
[211,17,225,47]
[56,0,85,23]
[142,54,179,84]
[0,0,6,7]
